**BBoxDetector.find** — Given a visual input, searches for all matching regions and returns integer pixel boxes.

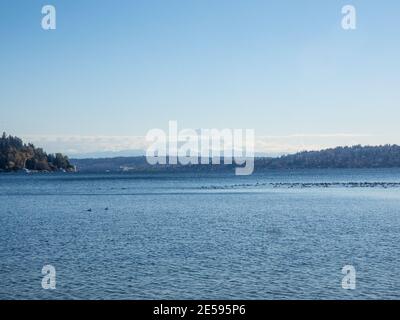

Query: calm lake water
[1,169,400,300]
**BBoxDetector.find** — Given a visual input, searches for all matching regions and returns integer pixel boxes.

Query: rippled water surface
[1,169,400,299]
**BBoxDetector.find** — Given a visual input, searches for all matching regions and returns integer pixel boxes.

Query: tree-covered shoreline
[0,133,75,172]
[2,132,399,173]
[71,145,400,173]
[260,145,400,169]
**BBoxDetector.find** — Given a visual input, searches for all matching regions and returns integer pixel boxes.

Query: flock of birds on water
[199,182,400,190]
[85,182,400,211]
[87,207,108,212]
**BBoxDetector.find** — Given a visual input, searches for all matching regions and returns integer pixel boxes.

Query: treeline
[0,133,75,172]
[70,145,400,173]
[260,145,400,169]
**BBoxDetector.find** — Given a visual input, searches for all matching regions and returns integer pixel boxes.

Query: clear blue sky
[1,0,399,154]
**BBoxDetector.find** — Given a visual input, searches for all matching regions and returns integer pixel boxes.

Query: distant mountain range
[68,150,275,159]
[70,145,400,173]
[69,149,146,159]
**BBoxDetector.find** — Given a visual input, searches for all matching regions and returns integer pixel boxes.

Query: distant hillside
[70,156,228,173]
[261,145,400,169]
[70,145,400,173]
[0,133,75,172]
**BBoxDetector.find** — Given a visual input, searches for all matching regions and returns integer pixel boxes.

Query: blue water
[1,169,400,300]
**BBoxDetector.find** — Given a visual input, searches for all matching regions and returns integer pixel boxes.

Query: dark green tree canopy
[0,132,75,172]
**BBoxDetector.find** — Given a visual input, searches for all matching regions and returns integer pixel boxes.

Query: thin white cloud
[20,133,395,157]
